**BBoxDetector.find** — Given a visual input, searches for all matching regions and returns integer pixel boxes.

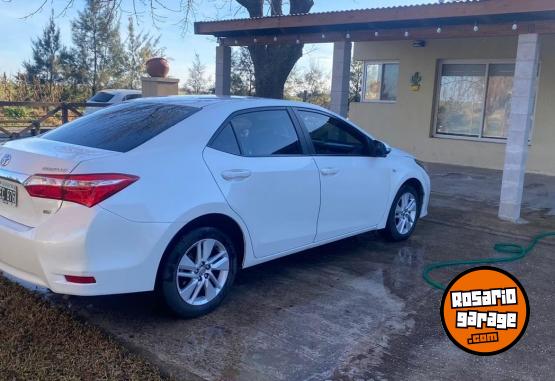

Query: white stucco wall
[350,35,555,175]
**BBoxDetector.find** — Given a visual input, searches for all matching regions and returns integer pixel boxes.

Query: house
[194,0,555,222]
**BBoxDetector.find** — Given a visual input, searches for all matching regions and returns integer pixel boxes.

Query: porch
[195,0,555,223]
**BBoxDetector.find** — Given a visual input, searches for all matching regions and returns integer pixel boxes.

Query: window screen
[43,103,198,152]
[230,110,302,156]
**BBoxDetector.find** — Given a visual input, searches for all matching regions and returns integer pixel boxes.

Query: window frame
[291,107,373,157]
[432,59,538,144]
[207,106,311,157]
[361,61,400,103]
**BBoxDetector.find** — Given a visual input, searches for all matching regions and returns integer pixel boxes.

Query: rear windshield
[42,103,198,152]
[90,92,114,103]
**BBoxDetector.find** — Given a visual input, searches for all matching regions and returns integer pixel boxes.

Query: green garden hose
[422,231,555,290]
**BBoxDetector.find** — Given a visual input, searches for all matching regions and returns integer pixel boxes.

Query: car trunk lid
[0,138,118,227]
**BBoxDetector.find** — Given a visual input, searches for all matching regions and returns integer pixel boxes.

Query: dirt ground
[0,276,168,381]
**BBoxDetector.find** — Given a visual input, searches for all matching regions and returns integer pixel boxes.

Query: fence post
[62,103,69,124]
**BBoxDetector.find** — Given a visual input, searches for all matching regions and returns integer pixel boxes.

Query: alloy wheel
[394,192,418,235]
[176,238,230,306]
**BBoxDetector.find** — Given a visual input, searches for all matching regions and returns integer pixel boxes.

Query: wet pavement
[8,163,555,380]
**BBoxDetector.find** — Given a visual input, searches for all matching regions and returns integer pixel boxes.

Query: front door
[204,109,320,258]
[294,109,391,242]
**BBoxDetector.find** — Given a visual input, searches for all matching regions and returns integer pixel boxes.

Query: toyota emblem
[0,154,11,167]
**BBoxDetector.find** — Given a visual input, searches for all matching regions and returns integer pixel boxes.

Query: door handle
[320,167,339,176]
[221,169,252,181]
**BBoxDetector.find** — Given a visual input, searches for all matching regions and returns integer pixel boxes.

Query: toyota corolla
[0,96,429,317]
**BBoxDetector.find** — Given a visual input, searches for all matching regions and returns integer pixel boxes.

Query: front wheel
[157,227,238,318]
[381,185,420,241]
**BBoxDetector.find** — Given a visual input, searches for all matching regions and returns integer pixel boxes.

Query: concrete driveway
[49,164,555,380]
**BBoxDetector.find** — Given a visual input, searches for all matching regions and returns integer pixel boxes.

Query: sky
[0,0,421,83]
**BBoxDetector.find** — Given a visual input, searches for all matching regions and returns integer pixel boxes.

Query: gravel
[0,275,169,381]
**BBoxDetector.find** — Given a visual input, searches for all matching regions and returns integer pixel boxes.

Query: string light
[273,36,278,42]
[374,31,379,37]
[473,23,479,32]
[512,23,518,31]
[234,40,238,45]
[346,32,351,39]
[436,26,442,34]
[296,38,301,44]
[253,37,257,43]
[404,30,410,38]
[321,33,326,39]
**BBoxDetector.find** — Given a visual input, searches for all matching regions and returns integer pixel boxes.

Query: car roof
[99,89,142,95]
[133,95,332,114]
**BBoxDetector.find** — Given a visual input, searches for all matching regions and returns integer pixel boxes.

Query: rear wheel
[158,227,237,318]
[382,185,420,241]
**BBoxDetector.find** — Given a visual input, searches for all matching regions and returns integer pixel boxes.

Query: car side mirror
[367,138,390,157]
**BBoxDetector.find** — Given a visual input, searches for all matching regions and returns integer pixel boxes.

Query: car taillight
[24,173,139,208]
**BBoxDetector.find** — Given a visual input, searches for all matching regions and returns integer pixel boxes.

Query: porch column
[499,34,540,222]
[215,45,231,96]
[330,41,352,117]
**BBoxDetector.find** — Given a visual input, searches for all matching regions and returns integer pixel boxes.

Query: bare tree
[24,0,315,99]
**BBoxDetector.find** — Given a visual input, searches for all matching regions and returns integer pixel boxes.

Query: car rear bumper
[0,204,171,296]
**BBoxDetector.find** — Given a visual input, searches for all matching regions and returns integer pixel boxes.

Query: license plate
[0,180,17,207]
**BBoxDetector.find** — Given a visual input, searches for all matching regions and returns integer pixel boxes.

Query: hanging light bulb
[473,23,479,32]
[273,36,278,42]
[234,40,238,45]
[512,23,518,31]
[296,38,301,44]
[436,26,442,34]
[374,31,379,37]
[253,37,257,43]
[346,32,351,39]
[404,30,410,38]
[321,33,326,39]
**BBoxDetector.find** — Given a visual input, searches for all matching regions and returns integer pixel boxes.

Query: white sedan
[0,97,429,317]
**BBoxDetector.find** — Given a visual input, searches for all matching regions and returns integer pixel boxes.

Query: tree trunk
[248,44,303,99]
[238,0,314,99]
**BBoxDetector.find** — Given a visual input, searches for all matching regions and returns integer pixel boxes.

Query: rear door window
[42,103,198,152]
[229,110,302,156]
[90,92,115,103]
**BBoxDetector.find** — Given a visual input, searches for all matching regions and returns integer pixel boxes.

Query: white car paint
[84,89,142,114]
[0,96,430,296]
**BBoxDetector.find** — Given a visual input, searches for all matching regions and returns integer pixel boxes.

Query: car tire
[157,227,238,318]
[381,184,421,242]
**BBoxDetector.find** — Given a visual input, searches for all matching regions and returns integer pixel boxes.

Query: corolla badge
[0,154,11,167]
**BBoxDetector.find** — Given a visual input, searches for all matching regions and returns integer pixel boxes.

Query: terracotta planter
[146,57,170,78]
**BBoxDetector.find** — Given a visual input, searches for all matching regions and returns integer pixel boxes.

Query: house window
[362,62,399,102]
[434,61,520,140]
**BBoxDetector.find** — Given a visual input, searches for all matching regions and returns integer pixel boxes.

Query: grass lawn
[0,276,169,380]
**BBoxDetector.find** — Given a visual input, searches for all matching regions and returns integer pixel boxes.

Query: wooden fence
[0,101,110,140]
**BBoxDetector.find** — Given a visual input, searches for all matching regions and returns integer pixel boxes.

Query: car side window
[210,123,241,155]
[297,110,368,156]
[230,110,302,156]
[124,94,142,101]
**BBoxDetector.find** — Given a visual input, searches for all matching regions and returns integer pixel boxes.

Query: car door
[203,108,320,258]
[294,109,392,242]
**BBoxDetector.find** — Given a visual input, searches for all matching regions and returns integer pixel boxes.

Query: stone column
[330,41,352,117]
[499,34,540,222]
[141,77,179,97]
[215,45,231,96]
